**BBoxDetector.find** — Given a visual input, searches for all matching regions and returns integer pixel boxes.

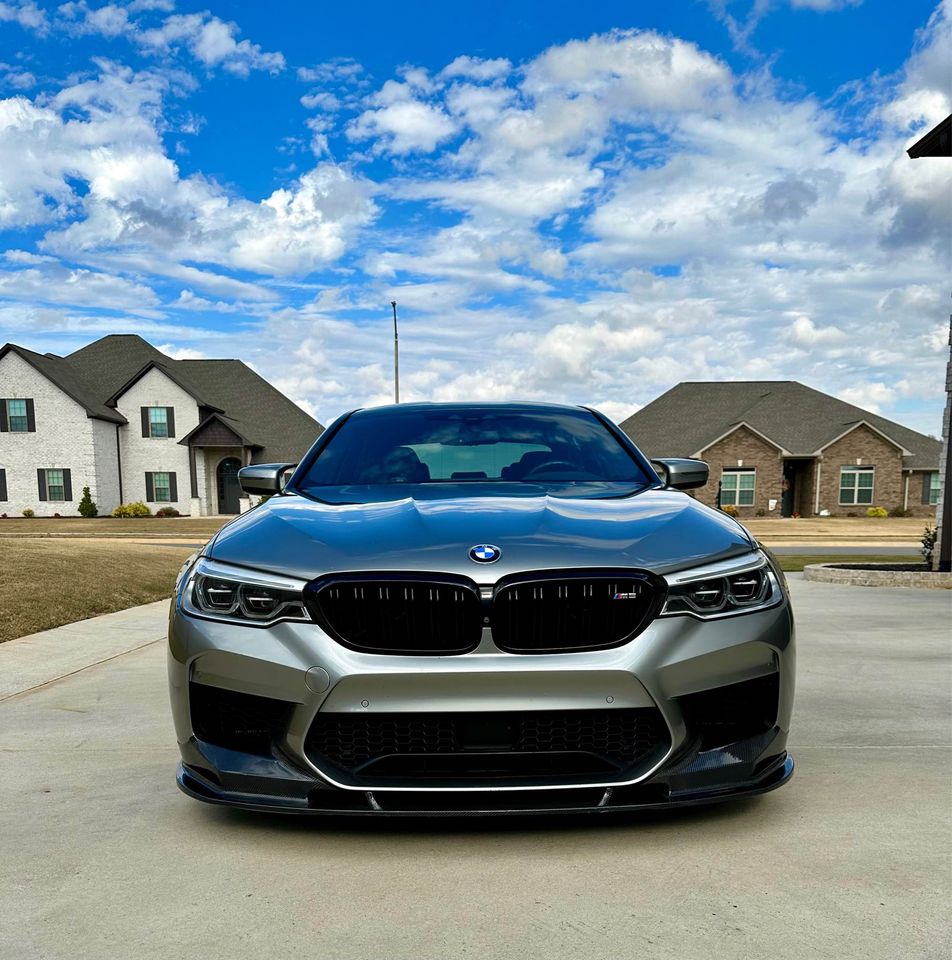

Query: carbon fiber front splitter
[176,753,793,817]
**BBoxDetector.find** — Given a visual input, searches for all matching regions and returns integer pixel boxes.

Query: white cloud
[0,1,47,32]
[349,82,458,154]
[0,64,377,284]
[136,12,286,76]
[440,55,511,81]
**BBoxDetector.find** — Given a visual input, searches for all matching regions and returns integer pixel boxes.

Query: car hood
[207,489,756,581]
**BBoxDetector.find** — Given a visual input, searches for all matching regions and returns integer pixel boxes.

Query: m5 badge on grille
[613,589,642,600]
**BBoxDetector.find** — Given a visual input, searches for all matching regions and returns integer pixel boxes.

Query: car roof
[348,401,592,418]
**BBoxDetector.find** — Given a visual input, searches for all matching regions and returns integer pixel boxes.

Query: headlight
[180,557,310,625]
[661,551,781,619]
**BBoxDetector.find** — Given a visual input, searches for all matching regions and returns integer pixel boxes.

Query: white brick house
[0,335,323,517]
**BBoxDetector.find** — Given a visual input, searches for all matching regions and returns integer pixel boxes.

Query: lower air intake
[189,682,293,756]
[304,708,670,787]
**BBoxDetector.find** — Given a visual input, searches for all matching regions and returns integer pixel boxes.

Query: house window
[153,472,171,502]
[45,469,66,502]
[6,399,29,432]
[721,469,756,506]
[148,407,169,438]
[929,471,941,506]
[145,471,177,503]
[840,466,874,505]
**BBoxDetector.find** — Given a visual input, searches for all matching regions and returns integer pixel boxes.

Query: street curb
[0,600,170,701]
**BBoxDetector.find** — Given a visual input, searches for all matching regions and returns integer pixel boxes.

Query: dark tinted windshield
[296,407,651,493]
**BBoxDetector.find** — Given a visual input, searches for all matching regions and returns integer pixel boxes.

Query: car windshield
[294,407,652,500]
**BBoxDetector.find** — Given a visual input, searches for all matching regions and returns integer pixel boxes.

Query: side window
[141,407,176,439]
[928,471,940,506]
[1,398,35,432]
[721,469,755,506]
[839,467,874,505]
[38,468,72,502]
[145,471,178,503]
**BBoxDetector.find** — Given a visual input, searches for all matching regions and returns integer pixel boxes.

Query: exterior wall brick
[817,424,904,515]
[91,419,121,514]
[113,368,201,514]
[693,426,784,516]
[0,351,96,517]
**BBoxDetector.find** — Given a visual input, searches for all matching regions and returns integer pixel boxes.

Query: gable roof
[0,343,126,424]
[2,334,323,460]
[620,381,941,471]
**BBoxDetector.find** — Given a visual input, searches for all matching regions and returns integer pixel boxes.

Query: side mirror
[238,463,297,496]
[651,458,709,491]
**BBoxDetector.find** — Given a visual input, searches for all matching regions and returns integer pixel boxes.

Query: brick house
[0,335,323,517]
[620,382,942,518]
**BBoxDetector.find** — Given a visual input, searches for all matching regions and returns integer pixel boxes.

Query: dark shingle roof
[3,334,322,460]
[620,381,941,471]
[177,359,323,461]
[0,343,126,423]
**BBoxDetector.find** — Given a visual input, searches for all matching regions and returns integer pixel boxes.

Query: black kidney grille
[305,708,668,785]
[307,578,482,655]
[492,574,662,653]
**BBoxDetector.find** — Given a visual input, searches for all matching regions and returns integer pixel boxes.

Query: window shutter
[141,407,150,437]
[37,469,47,501]
[25,398,35,432]
[922,473,933,505]
[166,407,175,439]
[168,472,178,502]
[145,472,154,502]
[0,401,7,432]
[0,469,7,502]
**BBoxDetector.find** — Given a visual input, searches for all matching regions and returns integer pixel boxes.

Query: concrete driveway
[2,578,949,960]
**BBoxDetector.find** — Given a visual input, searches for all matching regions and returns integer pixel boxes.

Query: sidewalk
[0,600,169,701]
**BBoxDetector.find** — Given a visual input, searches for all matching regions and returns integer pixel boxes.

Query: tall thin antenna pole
[391,300,400,404]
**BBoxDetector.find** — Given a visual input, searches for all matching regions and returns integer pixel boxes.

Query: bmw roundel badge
[469,544,501,563]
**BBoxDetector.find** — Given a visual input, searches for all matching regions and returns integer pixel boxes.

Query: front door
[217,457,242,514]
[781,461,797,517]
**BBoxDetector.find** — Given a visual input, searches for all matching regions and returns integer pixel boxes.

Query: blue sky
[0,0,949,433]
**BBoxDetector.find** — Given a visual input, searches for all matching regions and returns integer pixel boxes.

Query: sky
[0,0,950,434]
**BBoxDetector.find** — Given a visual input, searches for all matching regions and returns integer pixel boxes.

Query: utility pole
[391,301,400,403]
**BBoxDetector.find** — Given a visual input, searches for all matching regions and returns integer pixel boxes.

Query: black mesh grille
[189,682,293,756]
[305,575,482,655]
[676,673,780,750]
[304,709,669,786]
[492,572,664,653]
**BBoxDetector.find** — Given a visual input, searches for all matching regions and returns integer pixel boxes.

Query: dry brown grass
[0,539,195,643]
[0,516,228,538]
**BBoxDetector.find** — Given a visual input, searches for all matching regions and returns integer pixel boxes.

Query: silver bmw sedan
[168,402,794,815]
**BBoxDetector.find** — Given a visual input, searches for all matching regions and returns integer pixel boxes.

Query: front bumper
[168,579,795,815]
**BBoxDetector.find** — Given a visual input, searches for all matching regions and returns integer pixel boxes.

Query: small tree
[78,486,98,518]
[922,526,937,567]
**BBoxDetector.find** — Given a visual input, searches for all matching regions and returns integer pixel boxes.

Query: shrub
[22,508,35,518]
[112,502,152,518]
[755,509,766,517]
[155,507,181,518]
[846,511,858,517]
[720,503,738,517]
[866,506,888,519]
[78,486,98,518]
[922,525,937,567]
